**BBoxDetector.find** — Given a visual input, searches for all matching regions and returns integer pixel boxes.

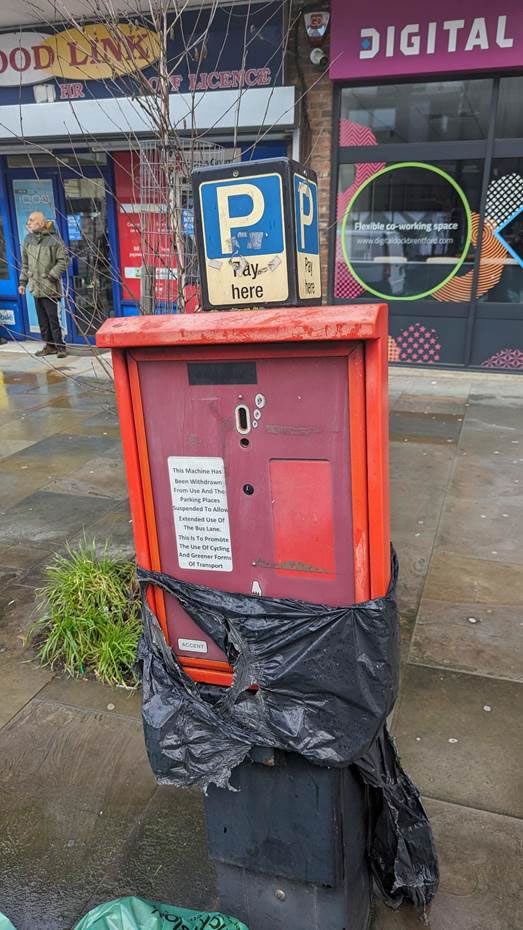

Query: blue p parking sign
[192,158,322,310]
[198,173,289,306]
[293,173,321,300]
[200,175,285,259]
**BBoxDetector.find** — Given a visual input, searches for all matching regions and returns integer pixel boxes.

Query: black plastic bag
[136,553,438,915]
[354,728,439,918]
[136,554,400,788]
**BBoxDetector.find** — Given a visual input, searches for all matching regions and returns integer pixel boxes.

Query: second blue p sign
[193,158,321,310]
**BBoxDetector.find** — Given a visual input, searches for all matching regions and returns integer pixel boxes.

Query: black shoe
[35,345,57,357]
[57,348,67,359]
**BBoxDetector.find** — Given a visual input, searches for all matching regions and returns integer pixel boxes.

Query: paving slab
[392,665,523,818]
[0,369,65,391]
[391,532,434,620]
[0,700,157,930]
[0,392,51,422]
[372,798,523,930]
[0,407,103,442]
[390,475,447,537]
[423,552,523,605]
[0,470,54,510]
[0,490,117,549]
[458,420,523,458]
[62,409,121,438]
[0,653,52,728]
[435,494,523,565]
[41,454,128,500]
[0,541,57,574]
[447,454,523,501]
[390,375,474,399]
[409,599,523,682]
[389,439,455,485]
[390,411,462,445]
[0,433,116,480]
[74,500,135,559]
[86,786,218,915]
[0,439,37,459]
[36,676,141,719]
[392,393,468,416]
[0,583,40,652]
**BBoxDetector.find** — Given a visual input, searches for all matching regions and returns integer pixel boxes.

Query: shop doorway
[7,157,118,345]
[63,176,114,340]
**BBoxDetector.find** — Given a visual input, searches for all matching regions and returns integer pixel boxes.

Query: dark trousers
[34,297,65,349]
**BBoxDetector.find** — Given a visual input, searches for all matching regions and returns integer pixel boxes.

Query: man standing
[18,212,68,358]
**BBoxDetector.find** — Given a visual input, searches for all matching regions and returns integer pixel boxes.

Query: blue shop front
[0,4,295,344]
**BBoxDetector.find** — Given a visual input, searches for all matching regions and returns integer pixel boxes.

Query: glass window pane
[340,80,492,146]
[0,215,8,280]
[63,176,113,335]
[496,78,523,138]
[334,160,483,310]
[477,157,523,305]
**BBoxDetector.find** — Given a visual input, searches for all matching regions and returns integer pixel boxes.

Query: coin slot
[235,404,251,435]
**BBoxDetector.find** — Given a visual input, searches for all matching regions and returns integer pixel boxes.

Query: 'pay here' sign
[192,158,321,310]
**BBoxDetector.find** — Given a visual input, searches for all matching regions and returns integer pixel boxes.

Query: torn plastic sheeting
[72,897,249,930]
[354,728,439,919]
[136,551,438,916]
[136,552,400,789]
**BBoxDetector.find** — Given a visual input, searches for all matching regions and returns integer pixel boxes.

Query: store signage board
[0,3,284,105]
[193,158,321,310]
[330,0,523,79]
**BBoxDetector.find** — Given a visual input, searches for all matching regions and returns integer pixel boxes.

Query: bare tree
[2,0,315,367]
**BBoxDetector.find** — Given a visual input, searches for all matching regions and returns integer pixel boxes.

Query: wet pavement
[0,341,522,929]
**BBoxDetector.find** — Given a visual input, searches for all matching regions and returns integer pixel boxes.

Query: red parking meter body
[96,304,390,688]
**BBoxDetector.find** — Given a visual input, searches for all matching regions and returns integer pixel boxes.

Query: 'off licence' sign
[193,158,321,310]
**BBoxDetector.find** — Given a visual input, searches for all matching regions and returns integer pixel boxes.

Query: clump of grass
[32,539,141,687]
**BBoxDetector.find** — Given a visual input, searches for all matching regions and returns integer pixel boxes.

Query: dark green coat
[20,222,68,300]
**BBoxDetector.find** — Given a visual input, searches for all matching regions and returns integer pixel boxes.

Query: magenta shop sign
[330,1,523,81]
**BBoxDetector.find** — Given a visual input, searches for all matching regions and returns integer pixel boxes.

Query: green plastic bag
[0,915,17,930]
[73,898,249,930]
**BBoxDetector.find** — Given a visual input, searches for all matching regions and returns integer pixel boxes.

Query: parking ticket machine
[96,304,390,687]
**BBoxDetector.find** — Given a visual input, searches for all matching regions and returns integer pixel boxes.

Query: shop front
[0,3,294,344]
[329,0,523,370]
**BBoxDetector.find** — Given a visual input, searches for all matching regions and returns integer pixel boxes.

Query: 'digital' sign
[192,158,322,310]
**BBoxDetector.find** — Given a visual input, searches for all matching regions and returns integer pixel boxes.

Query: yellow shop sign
[41,23,160,80]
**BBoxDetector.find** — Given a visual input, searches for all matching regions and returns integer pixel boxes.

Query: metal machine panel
[136,353,354,663]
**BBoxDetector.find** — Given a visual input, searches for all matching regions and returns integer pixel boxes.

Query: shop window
[495,78,523,138]
[334,159,483,308]
[477,157,523,305]
[339,80,492,146]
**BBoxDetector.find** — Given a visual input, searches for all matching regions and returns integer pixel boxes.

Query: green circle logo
[340,162,472,301]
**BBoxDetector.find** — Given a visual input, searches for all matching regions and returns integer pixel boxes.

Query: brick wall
[286,12,333,300]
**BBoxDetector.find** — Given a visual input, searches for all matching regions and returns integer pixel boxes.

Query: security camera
[310,47,328,66]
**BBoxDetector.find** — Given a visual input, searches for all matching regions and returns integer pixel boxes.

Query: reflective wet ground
[0,342,521,929]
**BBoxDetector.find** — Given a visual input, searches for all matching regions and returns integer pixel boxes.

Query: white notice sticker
[168,456,233,572]
[178,638,208,654]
